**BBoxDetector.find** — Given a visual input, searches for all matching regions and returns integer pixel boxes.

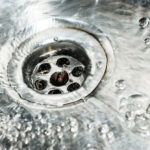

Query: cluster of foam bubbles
[98,124,115,144]
[0,109,79,149]
[0,93,115,150]
[119,94,150,137]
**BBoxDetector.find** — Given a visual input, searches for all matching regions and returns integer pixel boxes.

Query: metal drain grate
[4,18,114,108]
[31,54,85,95]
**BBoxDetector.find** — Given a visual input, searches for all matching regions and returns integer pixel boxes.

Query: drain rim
[2,17,114,109]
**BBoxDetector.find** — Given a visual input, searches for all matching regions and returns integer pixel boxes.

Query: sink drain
[1,17,114,109]
[25,43,86,95]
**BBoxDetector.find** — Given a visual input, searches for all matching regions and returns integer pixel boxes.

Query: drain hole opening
[48,89,62,95]
[37,63,51,74]
[50,71,69,86]
[56,57,70,67]
[72,66,84,77]
[67,83,80,92]
[23,41,92,94]
[35,80,47,90]
[53,41,91,75]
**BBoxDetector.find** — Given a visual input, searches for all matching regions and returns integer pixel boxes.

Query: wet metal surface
[0,0,150,149]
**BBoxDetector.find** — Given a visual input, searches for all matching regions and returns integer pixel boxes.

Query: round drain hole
[37,63,51,74]
[72,66,84,77]
[48,89,62,95]
[50,71,69,87]
[35,80,47,90]
[5,17,114,108]
[56,57,70,67]
[67,83,80,92]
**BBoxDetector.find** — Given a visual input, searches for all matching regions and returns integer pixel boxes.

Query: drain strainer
[25,47,86,95]
[1,18,114,109]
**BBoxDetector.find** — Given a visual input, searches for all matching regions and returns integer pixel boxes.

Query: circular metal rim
[0,17,115,109]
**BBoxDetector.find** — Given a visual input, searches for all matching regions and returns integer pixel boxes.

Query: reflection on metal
[5,18,110,109]
[0,0,150,150]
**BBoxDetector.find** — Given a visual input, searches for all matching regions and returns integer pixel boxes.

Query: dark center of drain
[50,71,69,86]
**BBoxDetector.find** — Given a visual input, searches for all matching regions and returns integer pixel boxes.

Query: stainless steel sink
[0,0,150,149]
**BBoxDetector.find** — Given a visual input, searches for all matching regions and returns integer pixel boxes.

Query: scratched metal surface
[0,0,150,150]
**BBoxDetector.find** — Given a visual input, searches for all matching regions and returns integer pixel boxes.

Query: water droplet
[24,137,29,144]
[125,111,134,121]
[47,123,52,128]
[87,123,94,131]
[122,94,150,136]
[31,133,36,139]
[139,17,150,29]
[58,132,63,139]
[115,79,126,90]
[144,37,150,45]
[36,114,42,120]
[120,98,128,106]
[54,37,58,41]
[16,123,21,130]
[71,126,78,133]
[128,94,149,113]
[57,126,61,132]
[135,114,150,130]
[61,122,65,127]
[25,123,32,132]
[107,131,115,143]
[98,124,109,135]
[96,61,102,69]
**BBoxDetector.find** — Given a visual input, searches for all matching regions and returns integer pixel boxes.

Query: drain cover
[2,18,114,109]
[29,54,85,95]
[31,54,85,94]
